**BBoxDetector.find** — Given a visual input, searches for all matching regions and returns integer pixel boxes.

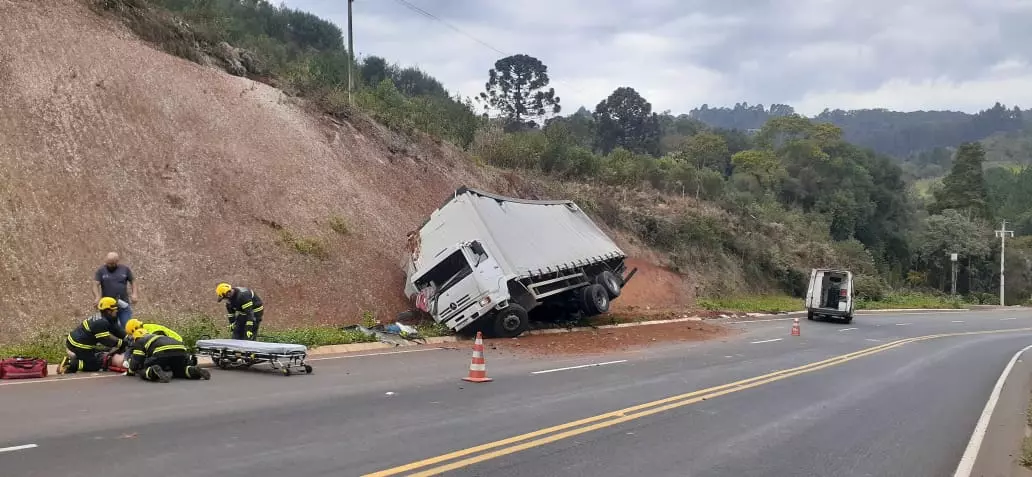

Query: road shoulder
[965,347,1032,477]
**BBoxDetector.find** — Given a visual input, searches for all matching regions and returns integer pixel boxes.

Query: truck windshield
[414,249,472,296]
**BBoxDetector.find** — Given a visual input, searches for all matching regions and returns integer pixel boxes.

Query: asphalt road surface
[2,309,1030,477]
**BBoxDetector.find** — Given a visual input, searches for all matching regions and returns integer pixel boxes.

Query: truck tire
[580,284,610,316]
[492,304,529,338]
[596,271,622,298]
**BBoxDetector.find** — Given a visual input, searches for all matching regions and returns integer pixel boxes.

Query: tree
[930,142,991,218]
[478,54,561,131]
[593,87,661,156]
[675,132,730,172]
[731,149,784,190]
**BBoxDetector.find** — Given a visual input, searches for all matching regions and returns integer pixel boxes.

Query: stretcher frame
[194,339,313,376]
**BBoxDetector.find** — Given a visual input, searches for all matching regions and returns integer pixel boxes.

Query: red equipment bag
[0,357,48,379]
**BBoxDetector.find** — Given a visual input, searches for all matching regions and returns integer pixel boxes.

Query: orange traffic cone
[791,317,801,336]
[462,331,493,383]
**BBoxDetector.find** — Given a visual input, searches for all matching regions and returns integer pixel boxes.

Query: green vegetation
[697,296,803,314]
[277,230,329,259]
[1021,397,1032,467]
[260,326,376,348]
[327,215,350,235]
[855,292,965,310]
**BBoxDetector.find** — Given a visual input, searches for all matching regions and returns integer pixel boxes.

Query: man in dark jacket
[126,329,210,383]
[58,297,127,374]
[216,282,264,340]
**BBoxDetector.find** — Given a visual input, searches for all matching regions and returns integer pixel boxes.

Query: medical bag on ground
[0,357,48,379]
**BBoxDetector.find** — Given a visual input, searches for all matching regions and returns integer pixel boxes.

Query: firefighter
[216,282,263,340]
[124,318,198,366]
[125,318,183,342]
[58,297,127,374]
[126,329,210,383]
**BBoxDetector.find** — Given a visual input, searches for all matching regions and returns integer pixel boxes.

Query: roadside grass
[697,295,803,314]
[277,229,330,259]
[259,326,376,348]
[855,292,965,310]
[1021,396,1032,467]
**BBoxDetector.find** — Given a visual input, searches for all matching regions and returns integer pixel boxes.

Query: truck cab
[805,268,854,324]
[410,240,511,334]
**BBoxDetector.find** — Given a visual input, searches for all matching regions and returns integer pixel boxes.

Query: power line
[391,0,509,56]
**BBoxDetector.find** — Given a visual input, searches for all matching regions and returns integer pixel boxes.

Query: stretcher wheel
[282,368,291,376]
[304,365,313,374]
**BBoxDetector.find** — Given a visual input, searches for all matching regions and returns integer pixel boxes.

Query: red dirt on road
[482,321,734,357]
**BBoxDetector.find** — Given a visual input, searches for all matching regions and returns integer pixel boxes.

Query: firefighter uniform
[127,332,210,383]
[218,284,264,341]
[125,319,184,342]
[60,299,126,374]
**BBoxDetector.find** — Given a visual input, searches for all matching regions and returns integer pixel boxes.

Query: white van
[805,268,854,324]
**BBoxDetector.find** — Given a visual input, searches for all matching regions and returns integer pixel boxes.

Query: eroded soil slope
[0,0,693,340]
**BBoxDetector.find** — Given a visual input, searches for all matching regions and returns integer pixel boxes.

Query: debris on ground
[485,321,734,356]
[343,322,424,346]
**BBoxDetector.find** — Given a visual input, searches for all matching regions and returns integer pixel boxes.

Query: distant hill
[689,102,1026,159]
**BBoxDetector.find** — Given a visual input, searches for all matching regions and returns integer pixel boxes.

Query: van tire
[581,284,611,316]
[492,304,529,338]
[843,315,853,324]
[596,271,622,298]
[807,311,814,321]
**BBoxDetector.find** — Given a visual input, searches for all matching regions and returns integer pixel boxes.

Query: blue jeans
[116,304,133,331]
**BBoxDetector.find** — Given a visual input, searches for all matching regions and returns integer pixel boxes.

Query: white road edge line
[952,321,965,323]
[895,323,911,326]
[865,338,881,342]
[953,343,1032,477]
[308,347,444,361]
[0,444,38,453]
[0,374,121,386]
[839,328,858,332]
[531,360,628,375]
[750,338,783,344]
[1001,318,1018,321]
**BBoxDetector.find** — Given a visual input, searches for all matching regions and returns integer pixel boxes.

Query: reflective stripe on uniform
[95,331,111,338]
[241,301,253,309]
[252,306,264,313]
[67,335,93,350]
[153,344,187,354]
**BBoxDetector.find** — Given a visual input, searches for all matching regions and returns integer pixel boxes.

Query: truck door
[805,269,821,309]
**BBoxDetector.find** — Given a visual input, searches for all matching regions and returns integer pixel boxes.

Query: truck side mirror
[469,241,485,257]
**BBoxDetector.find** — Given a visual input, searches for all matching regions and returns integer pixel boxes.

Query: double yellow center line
[365,327,1032,477]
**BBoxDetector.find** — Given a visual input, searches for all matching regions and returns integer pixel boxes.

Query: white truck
[805,268,855,323]
[402,187,637,338]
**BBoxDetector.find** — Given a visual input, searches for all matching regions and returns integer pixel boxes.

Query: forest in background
[94,0,1032,305]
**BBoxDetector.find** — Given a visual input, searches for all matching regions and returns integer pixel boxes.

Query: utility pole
[995,220,1014,306]
[949,253,958,297]
[347,0,355,105]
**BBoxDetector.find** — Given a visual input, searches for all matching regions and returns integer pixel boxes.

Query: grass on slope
[698,292,966,314]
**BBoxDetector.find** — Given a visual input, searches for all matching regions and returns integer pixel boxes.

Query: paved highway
[1,309,1030,476]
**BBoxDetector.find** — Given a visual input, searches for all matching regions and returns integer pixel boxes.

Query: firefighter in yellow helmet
[216,282,264,340]
[125,318,183,342]
[126,328,210,383]
[58,297,127,374]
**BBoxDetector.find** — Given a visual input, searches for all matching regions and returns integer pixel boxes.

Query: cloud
[282,0,1032,115]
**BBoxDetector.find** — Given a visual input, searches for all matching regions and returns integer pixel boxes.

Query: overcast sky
[282,0,1032,116]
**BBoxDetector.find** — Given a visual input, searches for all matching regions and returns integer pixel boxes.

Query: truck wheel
[596,271,622,298]
[581,284,610,316]
[807,311,814,321]
[492,305,529,338]
[843,315,853,324]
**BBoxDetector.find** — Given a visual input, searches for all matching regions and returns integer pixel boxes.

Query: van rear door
[805,269,822,309]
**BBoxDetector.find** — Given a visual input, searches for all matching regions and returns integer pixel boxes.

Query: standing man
[92,252,138,330]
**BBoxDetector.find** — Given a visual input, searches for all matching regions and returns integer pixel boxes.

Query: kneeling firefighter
[124,319,197,366]
[58,297,127,374]
[127,329,210,383]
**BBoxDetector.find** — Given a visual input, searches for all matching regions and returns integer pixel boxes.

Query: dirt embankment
[0,0,696,341]
[484,321,734,357]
